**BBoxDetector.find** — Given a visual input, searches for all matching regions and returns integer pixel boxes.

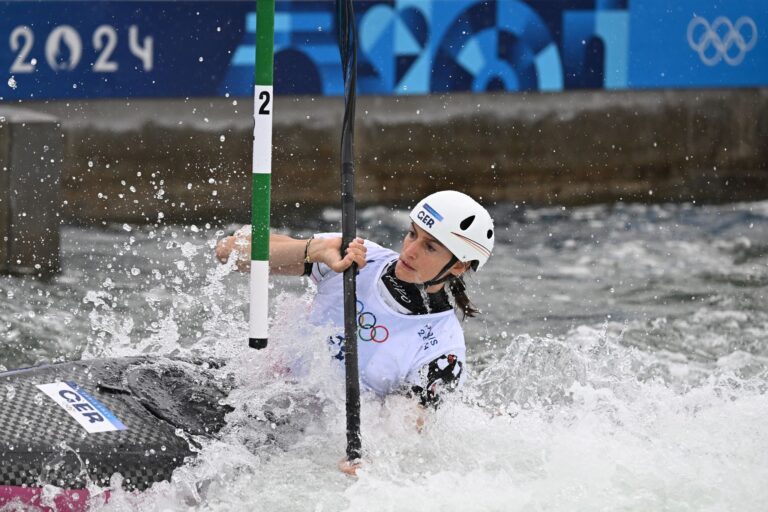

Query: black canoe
[0,357,232,492]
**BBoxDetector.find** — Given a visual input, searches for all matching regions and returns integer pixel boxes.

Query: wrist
[303,237,313,263]
[306,236,321,264]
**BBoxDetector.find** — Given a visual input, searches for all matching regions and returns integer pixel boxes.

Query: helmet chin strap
[421,256,459,288]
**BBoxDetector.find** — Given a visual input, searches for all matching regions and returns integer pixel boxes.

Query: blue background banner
[1,0,765,100]
[628,0,765,88]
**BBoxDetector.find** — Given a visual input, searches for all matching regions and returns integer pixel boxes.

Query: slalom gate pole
[336,0,362,461]
[249,0,275,350]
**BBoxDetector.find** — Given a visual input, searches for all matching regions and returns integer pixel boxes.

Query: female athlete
[216,189,494,425]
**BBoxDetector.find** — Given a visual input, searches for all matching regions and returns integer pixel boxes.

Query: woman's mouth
[398,259,415,272]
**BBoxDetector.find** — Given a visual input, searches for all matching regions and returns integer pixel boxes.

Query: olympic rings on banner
[355,300,390,343]
[687,16,758,66]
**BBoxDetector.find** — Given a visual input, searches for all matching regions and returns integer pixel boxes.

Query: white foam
[21,203,768,511]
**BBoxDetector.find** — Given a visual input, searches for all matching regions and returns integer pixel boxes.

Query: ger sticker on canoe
[36,381,127,433]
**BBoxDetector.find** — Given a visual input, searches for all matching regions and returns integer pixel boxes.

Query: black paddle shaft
[337,0,361,462]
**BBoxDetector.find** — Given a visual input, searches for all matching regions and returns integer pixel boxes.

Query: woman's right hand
[215,231,251,271]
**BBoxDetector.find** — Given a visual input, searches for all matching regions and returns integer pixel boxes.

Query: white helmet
[409,190,494,270]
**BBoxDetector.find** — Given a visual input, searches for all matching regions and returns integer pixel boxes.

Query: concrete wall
[0,108,62,277]
[25,88,768,226]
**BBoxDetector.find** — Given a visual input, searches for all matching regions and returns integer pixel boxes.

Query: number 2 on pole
[258,91,271,115]
[252,85,273,172]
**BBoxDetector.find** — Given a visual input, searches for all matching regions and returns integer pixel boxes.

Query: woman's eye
[426,243,436,252]
[408,230,416,238]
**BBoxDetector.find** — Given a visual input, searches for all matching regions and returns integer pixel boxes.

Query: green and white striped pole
[249,0,274,350]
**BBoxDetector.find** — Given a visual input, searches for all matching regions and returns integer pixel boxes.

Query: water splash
[2,202,768,511]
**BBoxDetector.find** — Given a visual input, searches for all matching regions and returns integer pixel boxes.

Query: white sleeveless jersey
[309,235,466,396]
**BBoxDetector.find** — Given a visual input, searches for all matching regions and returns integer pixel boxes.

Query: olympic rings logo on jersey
[687,16,758,66]
[356,300,389,343]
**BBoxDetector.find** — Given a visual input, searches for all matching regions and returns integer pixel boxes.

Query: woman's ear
[449,260,471,277]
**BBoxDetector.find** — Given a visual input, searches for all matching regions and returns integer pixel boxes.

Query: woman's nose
[402,241,418,259]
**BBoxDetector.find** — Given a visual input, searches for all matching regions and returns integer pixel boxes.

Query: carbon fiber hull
[0,357,231,498]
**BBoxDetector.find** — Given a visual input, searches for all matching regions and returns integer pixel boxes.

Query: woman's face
[395,223,465,285]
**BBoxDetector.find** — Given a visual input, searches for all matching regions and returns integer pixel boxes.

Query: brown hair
[448,274,480,320]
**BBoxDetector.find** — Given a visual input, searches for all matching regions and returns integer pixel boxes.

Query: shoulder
[362,239,397,262]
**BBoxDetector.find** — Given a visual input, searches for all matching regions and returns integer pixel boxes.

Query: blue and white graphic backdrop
[1,0,764,100]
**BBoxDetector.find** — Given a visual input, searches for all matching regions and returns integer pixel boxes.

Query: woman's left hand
[310,237,367,273]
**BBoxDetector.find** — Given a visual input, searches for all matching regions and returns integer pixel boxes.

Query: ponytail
[448,274,480,320]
